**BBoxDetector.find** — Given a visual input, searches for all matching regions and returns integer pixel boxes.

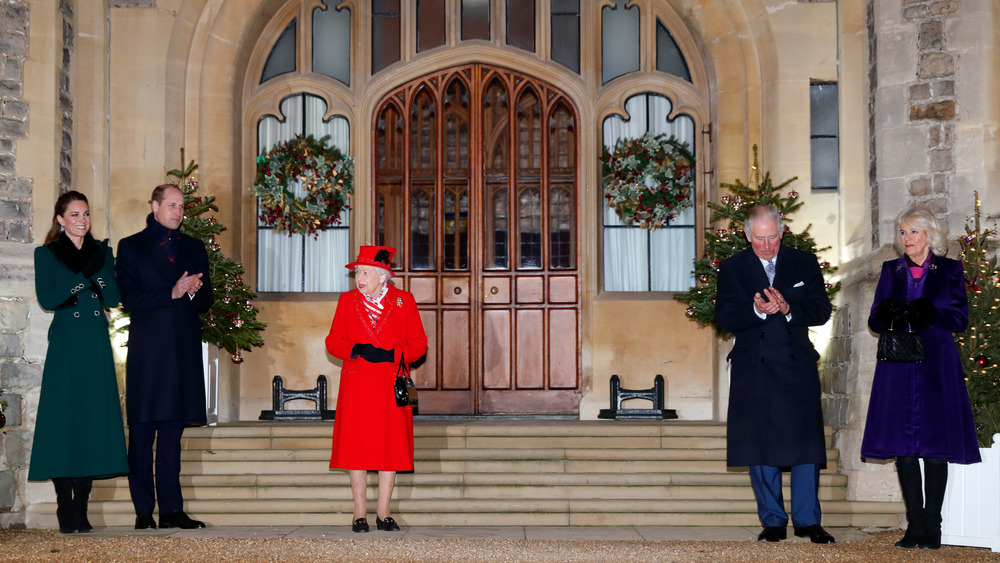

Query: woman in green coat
[29,191,128,533]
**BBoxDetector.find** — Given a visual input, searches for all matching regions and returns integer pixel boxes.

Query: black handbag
[394,355,418,407]
[876,318,925,363]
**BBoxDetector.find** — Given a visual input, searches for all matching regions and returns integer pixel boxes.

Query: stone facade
[2,0,998,527]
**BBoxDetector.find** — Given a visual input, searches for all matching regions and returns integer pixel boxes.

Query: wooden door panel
[515,309,545,389]
[413,310,437,388]
[515,276,545,303]
[442,277,469,304]
[482,276,510,304]
[410,277,437,303]
[441,310,471,389]
[548,309,578,389]
[482,309,511,389]
[549,276,576,303]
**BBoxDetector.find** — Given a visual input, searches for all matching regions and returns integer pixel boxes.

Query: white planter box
[942,433,1000,552]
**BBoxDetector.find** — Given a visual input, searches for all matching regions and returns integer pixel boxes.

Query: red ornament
[975,354,989,367]
[788,190,799,198]
[232,352,244,363]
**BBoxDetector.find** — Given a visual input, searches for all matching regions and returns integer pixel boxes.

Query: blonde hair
[895,206,948,257]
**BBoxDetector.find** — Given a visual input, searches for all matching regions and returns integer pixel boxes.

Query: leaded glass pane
[551,1,580,73]
[518,187,542,269]
[261,19,296,83]
[372,1,401,74]
[462,0,490,40]
[486,187,509,269]
[550,187,573,269]
[410,187,434,269]
[444,186,469,270]
[655,19,690,82]
[417,0,446,53]
[313,2,351,85]
[601,1,639,84]
[506,0,535,52]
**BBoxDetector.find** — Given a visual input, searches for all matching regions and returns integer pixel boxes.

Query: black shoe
[159,511,206,529]
[134,512,157,530]
[352,518,369,533]
[376,516,400,531]
[757,526,786,542]
[794,524,835,544]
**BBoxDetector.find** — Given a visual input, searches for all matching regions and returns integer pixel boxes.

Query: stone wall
[0,0,32,527]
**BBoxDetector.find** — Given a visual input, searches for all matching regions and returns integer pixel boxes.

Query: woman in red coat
[326,246,427,533]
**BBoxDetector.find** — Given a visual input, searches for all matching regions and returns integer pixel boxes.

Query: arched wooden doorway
[373,64,580,415]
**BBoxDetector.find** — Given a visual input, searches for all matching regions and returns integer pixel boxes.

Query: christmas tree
[956,191,1000,447]
[674,147,840,335]
[168,154,266,363]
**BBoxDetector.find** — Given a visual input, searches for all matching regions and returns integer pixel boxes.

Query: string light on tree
[956,191,1000,446]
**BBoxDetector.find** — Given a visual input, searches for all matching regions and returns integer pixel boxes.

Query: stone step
[25,421,892,531]
[87,472,851,502]
[28,498,901,529]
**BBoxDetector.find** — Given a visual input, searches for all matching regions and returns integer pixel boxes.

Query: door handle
[454,286,462,295]
[490,286,499,295]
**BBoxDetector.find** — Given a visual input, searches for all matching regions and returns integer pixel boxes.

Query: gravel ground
[1,530,998,562]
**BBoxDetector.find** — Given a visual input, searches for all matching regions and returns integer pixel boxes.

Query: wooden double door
[373,64,580,414]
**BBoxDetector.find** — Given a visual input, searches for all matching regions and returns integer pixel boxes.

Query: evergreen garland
[169,154,267,363]
[674,147,841,336]
[956,191,1000,446]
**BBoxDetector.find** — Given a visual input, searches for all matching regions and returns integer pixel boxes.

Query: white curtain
[257,94,352,292]
[603,93,696,292]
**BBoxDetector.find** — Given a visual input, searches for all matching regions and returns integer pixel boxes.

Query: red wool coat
[326,285,428,471]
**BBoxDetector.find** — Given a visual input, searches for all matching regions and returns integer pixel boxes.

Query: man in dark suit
[714,204,834,544]
[117,184,213,530]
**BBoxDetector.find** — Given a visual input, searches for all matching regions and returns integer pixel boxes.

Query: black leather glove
[909,298,936,331]
[350,343,395,363]
[82,240,108,279]
[876,298,909,328]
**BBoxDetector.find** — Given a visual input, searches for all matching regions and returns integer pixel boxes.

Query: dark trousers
[128,420,185,515]
[749,463,822,528]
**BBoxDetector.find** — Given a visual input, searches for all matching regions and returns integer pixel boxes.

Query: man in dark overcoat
[117,183,213,530]
[714,204,834,544]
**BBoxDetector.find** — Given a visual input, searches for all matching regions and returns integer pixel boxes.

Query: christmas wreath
[254,134,354,236]
[601,132,696,229]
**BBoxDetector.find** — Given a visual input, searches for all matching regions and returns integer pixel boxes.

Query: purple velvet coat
[860,254,981,464]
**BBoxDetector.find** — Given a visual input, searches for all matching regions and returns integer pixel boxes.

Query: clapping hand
[172,271,205,299]
[754,287,789,316]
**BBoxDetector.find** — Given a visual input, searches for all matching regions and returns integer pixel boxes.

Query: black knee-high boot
[72,477,94,533]
[52,478,78,534]
[894,456,925,549]
[921,458,948,550]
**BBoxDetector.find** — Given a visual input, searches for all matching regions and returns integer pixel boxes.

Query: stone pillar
[0,0,33,528]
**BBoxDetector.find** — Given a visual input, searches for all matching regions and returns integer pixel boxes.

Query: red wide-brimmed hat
[345,245,396,277]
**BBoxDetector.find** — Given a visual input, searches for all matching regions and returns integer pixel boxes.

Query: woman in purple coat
[861,206,980,551]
